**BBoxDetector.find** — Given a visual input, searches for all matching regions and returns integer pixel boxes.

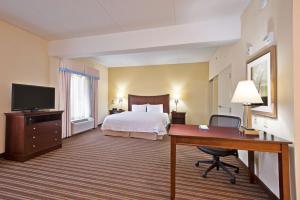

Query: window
[70,74,92,121]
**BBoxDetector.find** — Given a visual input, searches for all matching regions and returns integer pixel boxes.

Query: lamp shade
[231,80,263,105]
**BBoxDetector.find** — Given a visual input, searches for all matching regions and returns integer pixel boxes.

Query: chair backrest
[209,115,241,128]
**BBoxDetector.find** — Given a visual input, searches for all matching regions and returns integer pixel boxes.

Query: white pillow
[132,104,147,112]
[147,104,163,113]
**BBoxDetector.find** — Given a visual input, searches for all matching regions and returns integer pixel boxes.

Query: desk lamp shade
[231,81,263,105]
[231,80,263,129]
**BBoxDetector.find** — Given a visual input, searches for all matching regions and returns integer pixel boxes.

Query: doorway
[217,66,233,115]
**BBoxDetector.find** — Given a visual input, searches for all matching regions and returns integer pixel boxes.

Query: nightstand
[171,111,186,124]
[109,109,125,115]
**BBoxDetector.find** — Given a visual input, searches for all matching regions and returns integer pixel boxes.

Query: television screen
[11,83,55,111]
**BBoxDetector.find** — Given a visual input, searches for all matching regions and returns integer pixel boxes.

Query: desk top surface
[169,124,291,144]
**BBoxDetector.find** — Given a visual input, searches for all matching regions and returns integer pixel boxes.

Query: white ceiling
[0,0,249,66]
[97,45,217,67]
[0,0,249,40]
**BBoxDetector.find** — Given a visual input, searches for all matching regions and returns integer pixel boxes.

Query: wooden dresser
[4,111,63,162]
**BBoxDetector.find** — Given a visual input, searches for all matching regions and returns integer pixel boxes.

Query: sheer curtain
[91,78,99,128]
[70,74,92,121]
[59,70,72,138]
[59,63,99,137]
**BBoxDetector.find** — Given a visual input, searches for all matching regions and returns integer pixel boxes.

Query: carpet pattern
[0,129,272,200]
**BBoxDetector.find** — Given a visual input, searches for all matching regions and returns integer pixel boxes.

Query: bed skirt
[102,130,165,140]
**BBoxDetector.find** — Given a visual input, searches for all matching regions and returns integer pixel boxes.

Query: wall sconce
[111,99,116,108]
[118,97,124,109]
[174,98,179,112]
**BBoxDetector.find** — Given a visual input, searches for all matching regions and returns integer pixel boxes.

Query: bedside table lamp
[231,80,263,130]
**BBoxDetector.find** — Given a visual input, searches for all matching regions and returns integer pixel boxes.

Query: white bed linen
[101,111,170,135]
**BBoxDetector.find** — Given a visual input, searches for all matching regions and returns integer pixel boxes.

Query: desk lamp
[231,80,263,130]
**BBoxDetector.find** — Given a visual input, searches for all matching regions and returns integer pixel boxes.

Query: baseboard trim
[237,158,279,200]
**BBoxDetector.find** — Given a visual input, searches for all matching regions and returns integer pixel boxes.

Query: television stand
[4,110,63,162]
[21,109,50,114]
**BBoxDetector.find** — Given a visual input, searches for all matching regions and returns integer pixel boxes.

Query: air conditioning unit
[71,118,94,135]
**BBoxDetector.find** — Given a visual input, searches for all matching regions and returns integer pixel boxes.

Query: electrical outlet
[253,116,257,125]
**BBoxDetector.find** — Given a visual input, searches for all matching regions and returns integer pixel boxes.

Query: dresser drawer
[25,120,62,153]
[172,112,185,118]
[171,111,186,124]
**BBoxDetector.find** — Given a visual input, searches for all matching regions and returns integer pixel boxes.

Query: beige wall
[0,20,49,153]
[108,62,210,124]
[209,0,295,198]
[293,0,300,198]
[49,58,109,124]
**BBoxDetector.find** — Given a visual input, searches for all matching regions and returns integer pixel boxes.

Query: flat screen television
[11,83,55,111]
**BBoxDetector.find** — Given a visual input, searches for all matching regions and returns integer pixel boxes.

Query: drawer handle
[33,136,36,139]
[33,127,36,130]
[55,130,58,134]
[33,145,36,148]
[54,138,57,141]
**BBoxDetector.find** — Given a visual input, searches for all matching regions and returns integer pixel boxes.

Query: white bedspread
[101,111,170,135]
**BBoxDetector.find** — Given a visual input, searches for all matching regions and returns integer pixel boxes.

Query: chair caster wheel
[195,162,200,167]
[202,174,207,178]
[230,178,236,184]
[234,168,239,174]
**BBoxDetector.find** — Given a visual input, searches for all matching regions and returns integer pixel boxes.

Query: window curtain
[59,70,72,138]
[91,78,99,128]
[59,61,100,137]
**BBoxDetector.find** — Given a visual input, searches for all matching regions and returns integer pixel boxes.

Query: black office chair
[195,115,241,184]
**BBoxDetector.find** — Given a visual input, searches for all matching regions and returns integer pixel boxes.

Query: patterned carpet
[0,128,272,200]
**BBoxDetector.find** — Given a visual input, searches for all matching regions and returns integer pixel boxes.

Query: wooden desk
[169,124,292,200]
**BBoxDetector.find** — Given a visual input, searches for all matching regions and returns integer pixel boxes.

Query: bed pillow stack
[132,104,147,112]
[131,104,164,113]
[147,104,163,113]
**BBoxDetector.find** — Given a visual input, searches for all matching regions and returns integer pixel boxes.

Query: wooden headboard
[128,94,170,113]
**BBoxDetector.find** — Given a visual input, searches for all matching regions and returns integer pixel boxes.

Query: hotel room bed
[101,94,170,140]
